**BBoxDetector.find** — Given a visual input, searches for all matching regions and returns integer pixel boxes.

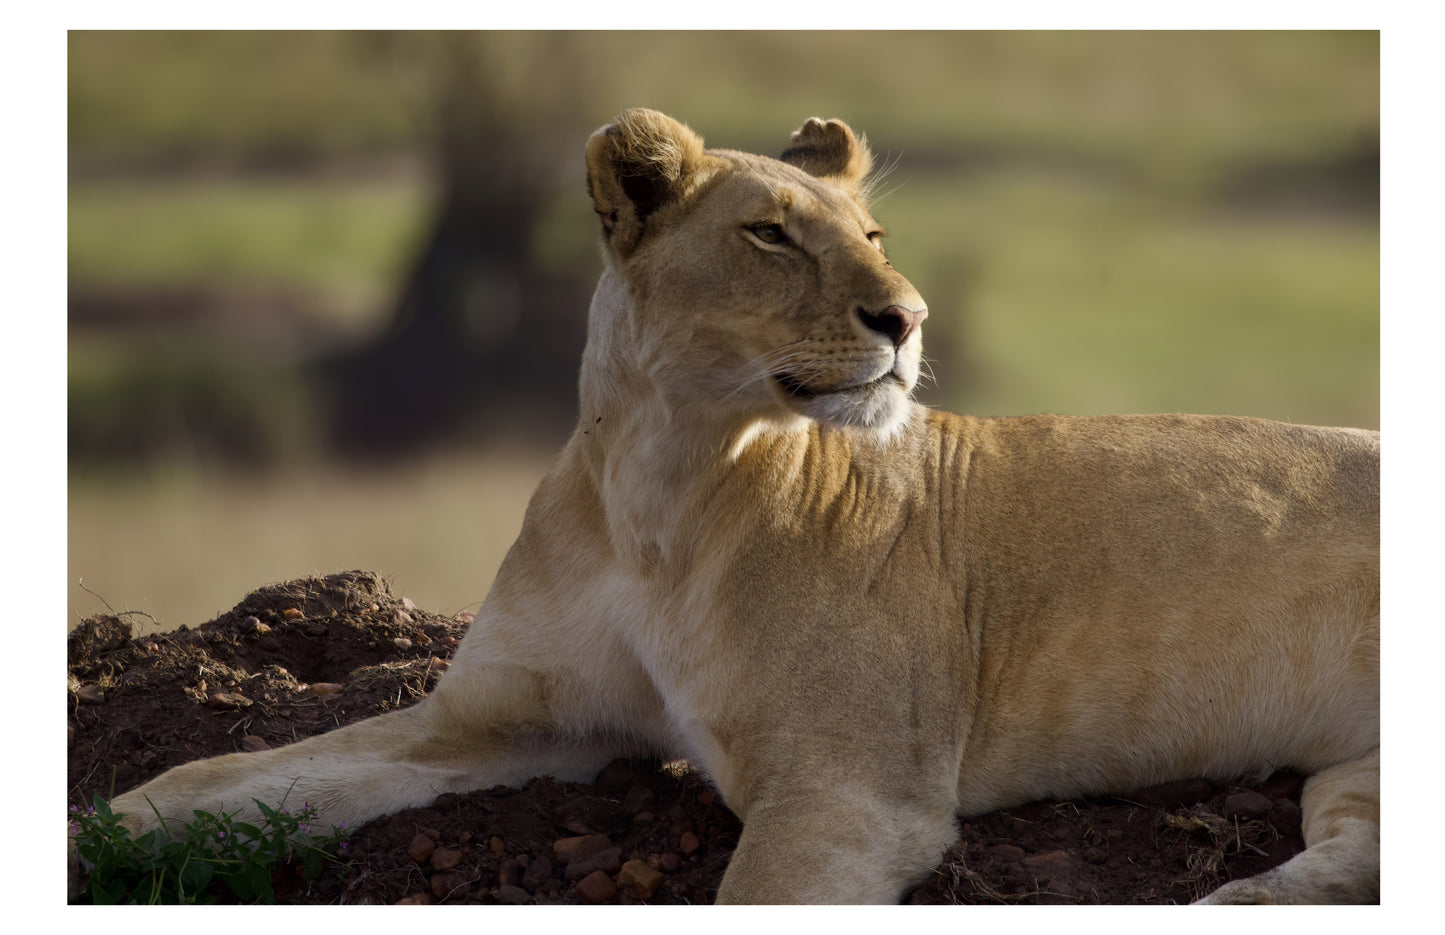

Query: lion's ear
[586,109,708,256]
[780,117,874,195]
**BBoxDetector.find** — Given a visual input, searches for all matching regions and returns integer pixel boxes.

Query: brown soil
[68,570,1306,905]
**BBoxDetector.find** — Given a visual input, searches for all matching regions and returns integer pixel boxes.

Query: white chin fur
[802,381,914,441]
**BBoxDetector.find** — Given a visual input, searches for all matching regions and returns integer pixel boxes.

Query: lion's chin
[791,377,914,440]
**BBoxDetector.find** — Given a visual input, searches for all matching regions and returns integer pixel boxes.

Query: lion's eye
[747,223,789,246]
[867,231,886,252]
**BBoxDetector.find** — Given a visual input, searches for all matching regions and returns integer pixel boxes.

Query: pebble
[394,610,413,625]
[617,859,665,899]
[988,844,1026,860]
[240,735,270,752]
[622,784,656,814]
[1272,799,1303,836]
[282,608,304,620]
[497,859,521,888]
[678,830,701,855]
[554,834,613,864]
[206,692,252,710]
[489,835,506,855]
[1023,849,1077,870]
[1223,791,1273,820]
[575,869,617,904]
[430,847,463,871]
[402,597,417,611]
[393,637,413,650]
[522,855,553,890]
[565,847,622,881]
[659,852,681,873]
[494,884,530,904]
[430,871,471,899]
[408,833,437,864]
[240,615,262,632]
[309,682,345,698]
[76,684,105,705]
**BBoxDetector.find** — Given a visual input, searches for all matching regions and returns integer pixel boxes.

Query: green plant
[69,794,350,904]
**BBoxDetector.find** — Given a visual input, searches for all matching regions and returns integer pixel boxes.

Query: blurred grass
[68,176,431,330]
[68,450,550,635]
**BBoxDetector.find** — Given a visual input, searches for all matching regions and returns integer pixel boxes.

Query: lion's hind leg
[1196,747,1380,904]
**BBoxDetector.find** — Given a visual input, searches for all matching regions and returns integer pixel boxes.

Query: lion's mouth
[774,373,819,400]
[774,371,902,401]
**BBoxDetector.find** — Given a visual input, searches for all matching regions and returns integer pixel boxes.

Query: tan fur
[99,110,1380,904]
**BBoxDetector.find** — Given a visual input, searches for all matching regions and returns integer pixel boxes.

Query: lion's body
[99,110,1380,903]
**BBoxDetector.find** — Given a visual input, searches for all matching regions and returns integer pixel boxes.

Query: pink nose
[857,304,928,347]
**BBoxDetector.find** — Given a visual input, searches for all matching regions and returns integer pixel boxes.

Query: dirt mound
[68,570,1304,904]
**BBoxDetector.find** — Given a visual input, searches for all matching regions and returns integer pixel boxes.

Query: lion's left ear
[780,117,875,195]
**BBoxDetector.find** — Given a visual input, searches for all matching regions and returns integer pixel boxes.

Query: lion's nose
[856,304,928,347]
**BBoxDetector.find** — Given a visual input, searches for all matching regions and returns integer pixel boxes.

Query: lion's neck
[573,267,810,572]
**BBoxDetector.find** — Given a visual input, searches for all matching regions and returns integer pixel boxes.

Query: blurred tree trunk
[325,33,597,456]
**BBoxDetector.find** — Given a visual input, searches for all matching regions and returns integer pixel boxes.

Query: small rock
[1223,791,1273,820]
[633,811,655,824]
[206,692,252,710]
[565,847,622,881]
[240,615,262,632]
[75,684,105,705]
[282,608,304,620]
[424,828,442,841]
[575,869,617,904]
[458,830,472,844]
[659,852,681,872]
[430,871,471,899]
[497,858,521,887]
[393,609,413,625]
[1023,849,1077,870]
[240,735,270,752]
[622,784,656,814]
[678,830,701,855]
[368,603,380,613]
[309,682,344,698]
[489,835,506,855]
[494,884,530,904]
[393,637,413,650]
[617,859,665,899]
[407,833,437,864]
[988,844,1026,860]
[553,834,613,864]
[1271,799,1303,836]
[455,613,474,625]
[402,596,417,611]
[430,847,463,871]
[522,855,553,890]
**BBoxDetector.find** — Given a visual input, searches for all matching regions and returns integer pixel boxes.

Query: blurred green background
[68,30,1379,632]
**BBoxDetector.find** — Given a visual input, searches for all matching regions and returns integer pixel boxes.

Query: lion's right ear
[586,109,708,257]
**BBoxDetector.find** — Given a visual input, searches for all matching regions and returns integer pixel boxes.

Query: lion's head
[582,109,928,439]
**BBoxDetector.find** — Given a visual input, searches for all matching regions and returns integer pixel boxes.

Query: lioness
[100,109,1379,904]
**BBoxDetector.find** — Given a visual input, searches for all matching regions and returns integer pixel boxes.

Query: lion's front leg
[1195,748,1380,904]
[714,782,958,904]
[105,659,631,840]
